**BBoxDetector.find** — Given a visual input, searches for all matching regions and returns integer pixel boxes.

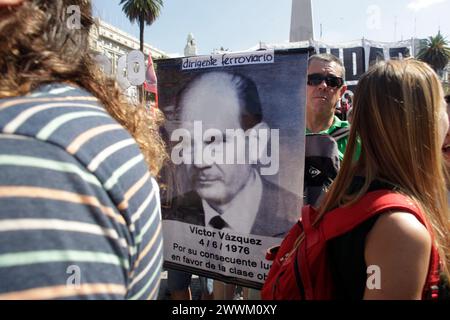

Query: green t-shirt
[306,116,361,160]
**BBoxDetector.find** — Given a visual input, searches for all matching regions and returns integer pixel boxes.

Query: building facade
[88,18,168,103]
[89,18,168,75]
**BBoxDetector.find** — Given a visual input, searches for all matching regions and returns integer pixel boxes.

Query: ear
[245,121,270,136]
[339,85,348,98]
[245,122,270,164]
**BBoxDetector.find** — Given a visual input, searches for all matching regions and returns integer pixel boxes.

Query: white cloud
[407,0,447,11]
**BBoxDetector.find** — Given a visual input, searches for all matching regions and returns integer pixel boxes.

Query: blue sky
[92,0,450,56]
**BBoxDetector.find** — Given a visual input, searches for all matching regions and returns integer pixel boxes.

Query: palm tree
[120,0,163,52]
[120,0,163,102]
[417,32,450,77]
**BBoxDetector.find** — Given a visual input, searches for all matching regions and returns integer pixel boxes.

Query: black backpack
[303,127,350,207]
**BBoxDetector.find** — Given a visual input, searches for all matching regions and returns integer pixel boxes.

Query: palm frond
[120,0,163,25]
[417,32,450,72]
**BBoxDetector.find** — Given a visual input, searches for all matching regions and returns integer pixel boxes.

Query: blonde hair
[0,0,166,176]
[319,59,450,279]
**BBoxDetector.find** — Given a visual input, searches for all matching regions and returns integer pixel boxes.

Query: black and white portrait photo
[164,71,300,237]
[157,49,308,287]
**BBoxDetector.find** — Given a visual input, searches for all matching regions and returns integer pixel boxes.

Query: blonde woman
[319,60,450,299]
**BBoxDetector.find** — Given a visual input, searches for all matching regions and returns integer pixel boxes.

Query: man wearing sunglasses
[306,53,357,160]
[303,54,361,206]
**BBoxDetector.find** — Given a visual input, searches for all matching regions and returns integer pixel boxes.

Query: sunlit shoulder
[364,211,432,300]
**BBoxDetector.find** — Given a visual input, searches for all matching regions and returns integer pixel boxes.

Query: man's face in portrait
[179,74,254,207]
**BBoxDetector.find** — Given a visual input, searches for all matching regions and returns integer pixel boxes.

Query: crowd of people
[0,0,449,300]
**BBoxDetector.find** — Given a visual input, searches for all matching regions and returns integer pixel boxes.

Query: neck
[306,110,335,133]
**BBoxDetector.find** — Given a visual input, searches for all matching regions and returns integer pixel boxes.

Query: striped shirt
[0,83,163,300]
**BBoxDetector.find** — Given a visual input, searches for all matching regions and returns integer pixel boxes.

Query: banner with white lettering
[249,39,414,99]
[313,39,413,89]
[156,49,309,289]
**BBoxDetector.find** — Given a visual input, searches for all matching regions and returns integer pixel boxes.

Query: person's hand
[0,0,24,7]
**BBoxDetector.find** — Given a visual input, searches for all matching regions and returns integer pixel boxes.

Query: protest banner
[251,38,414,93]
[314,39,413,91]
[156,48,311,289]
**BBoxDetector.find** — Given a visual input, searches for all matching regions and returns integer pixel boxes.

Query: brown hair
[320,59,449,279]
[0,0,166,176]
[308,53,346,79]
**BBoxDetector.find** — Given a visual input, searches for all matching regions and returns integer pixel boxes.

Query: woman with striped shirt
[0,0,166,299]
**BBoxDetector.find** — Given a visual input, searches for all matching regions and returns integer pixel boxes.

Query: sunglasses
[307,73,344,88]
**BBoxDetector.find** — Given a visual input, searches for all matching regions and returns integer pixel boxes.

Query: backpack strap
[330,126,350,141]
[300,190,428,242]
[321,190,422,240]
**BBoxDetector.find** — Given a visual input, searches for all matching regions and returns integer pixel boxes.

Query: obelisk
[290,0,314,42]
